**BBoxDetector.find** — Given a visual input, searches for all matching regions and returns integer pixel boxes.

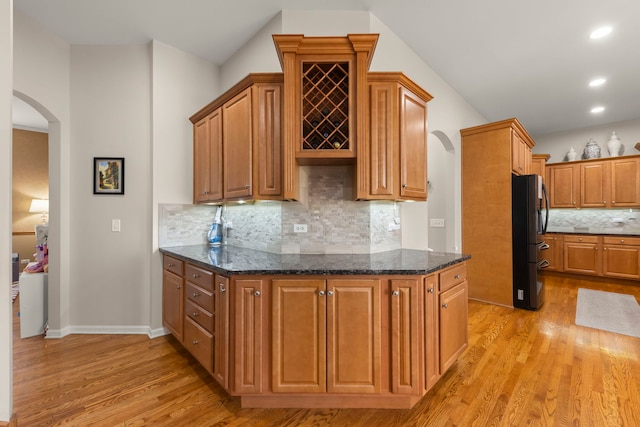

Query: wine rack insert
[301,61,349,150]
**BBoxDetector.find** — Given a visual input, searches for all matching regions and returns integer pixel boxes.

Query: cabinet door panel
[603,245,640,279]
[439,282,468,373]
[581,162,608,207]
[369,82,396,196]
[326,279,381,394]
[611,158,640,206]
[399,87,428,199]
[213,275,229,390]
[549,164,579,208]
[162,270,184,342]
[224,88,253,199]
[390,278,420,395]
[254,84,283,198]
[563,242,601,275]
[233,279,264,394]
[424,275,440,391]
[272,279,326,393]
[194,111,223,203]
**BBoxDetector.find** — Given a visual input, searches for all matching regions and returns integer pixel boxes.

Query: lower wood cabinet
[602,236,640,280]
[161,254,469,409]
[543,234,564,272]
[563,235,602,276]
[271,278,381,395]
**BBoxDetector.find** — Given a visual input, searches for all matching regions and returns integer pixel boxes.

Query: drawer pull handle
[621,239,625,243]
[428,287,435,294]
[220,286,227,294]
[254,290,261,297]
[192,274,200,279]
[167,263,174,267]
[192,312,199,317]
[454,274,461,279]
[193,292,199,298]
[176,285,182,290]
[442,303,449,309]
[192,340,199,345]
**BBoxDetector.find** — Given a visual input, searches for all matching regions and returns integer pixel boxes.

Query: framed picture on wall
[93,157,125,195]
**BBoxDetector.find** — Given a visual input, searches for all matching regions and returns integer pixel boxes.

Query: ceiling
[12,0,640,137]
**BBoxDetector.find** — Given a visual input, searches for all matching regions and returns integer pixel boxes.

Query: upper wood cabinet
[511,131,533,175]
[531,154,550,180]
[547,155,640,208]
[190,74,284,203]
[363,73,433,200]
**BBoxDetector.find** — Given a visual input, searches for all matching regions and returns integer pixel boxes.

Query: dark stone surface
[160,245,471,276]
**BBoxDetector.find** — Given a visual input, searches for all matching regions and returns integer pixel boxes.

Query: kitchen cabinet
[602,236,640,280]
[423,274,439,391]
[390,278,420,395]
[190,74,284,203]
[213,275,229,389]
[461,118,535,307]
[563,235,601,276]
[438,263,468,373]
[363,73,433,200]
[511,131,532,175]
[530,154,550,180]
[548,163,580,208]
[543,234,564,272]
[162,255,184,342]
[546,155,640,208]
[232,278,266,394]
[271,278,381,394]
[184,264,215,372]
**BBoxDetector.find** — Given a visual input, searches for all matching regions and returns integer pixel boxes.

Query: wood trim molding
[13,231,35,236]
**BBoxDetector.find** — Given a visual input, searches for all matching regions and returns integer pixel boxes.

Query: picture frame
[93,157,125,195]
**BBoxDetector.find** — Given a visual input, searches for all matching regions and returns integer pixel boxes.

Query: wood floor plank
[11,274,640,426]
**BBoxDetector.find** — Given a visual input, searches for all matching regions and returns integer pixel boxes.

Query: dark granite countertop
[160,245,470,276]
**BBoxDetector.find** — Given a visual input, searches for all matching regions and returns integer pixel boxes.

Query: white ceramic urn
[607,131,622,157]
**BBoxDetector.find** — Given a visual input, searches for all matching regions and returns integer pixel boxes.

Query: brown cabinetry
[602,236,640,280]
[184,264,214,372]
[271,278,381,394]
[190,74,284,203]
[213,275,229,389]
[162,255,184,342]
[423,274,439,391]
[563,235,601,276]
[461,118,535,307]
[511,131,532,175]
[390,278,420,395]
[364,73,432,200]
[547,155,640,208]
[438,263,468,373]
[543,234,564,272]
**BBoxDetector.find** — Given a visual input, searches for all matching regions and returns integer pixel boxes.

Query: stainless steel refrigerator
[512,174,549,310]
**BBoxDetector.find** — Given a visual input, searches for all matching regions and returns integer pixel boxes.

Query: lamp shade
[29,199,49,213]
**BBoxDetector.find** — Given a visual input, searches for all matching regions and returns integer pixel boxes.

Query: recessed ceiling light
[589,78,606,87]
[590,106,605,113]
[589,26,612,39]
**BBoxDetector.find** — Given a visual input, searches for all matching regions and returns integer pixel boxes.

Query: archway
[427,130,457,252]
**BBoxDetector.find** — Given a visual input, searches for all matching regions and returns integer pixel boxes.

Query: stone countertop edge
[160,245,471,276]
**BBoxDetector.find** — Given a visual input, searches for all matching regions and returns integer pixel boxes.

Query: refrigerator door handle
[537,259,550,269]
[538,241,550,250]
[542,183,550,234]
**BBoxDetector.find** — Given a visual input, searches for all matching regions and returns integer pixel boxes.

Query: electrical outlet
[111,219,121,232]
[517,289,524,300]
[430,218,445,228]
[293,224,307,233]
[21,259,30,265]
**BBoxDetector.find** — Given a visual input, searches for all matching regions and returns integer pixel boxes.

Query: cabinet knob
[318,290,325,296]
[594,247,598,251]
[402,184,407,189]
[192,274,200,279]
[442,303,449,309]
[176,285,182,290]
[454,274,461,279]
[192,312,199,317]
[192,292,199,298]
[392,290,399,296]
[428,287,435,294]
[245,184,250,189]
[579,238,582,241]
[327,290,334,296]
[220,286,226,294]
[167,263,174,267]
[192,340,199,345]
[254,290,261,297]
[612,201,616,204]
[621,239,625,243]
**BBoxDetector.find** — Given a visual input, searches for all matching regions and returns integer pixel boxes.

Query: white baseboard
[45,325,172,339]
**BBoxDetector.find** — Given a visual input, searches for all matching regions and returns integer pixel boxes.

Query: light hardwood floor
[12,275,640,426]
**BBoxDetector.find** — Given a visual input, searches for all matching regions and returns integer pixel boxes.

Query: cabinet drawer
[563,235,599,244]
[163,255,184,276]
[184,317,213,372]
[439,263,467,293]
[603,236,640,246]
[185,298,213,333]
[185,282,214,312]
[185,264,214,292]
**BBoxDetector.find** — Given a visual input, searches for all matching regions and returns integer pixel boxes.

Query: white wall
[150,40,219,332]
[13,10,71,336]
[1,1,13,421]
[533,117,640,162]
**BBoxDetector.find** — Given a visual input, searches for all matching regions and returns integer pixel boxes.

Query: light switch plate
[430,218,445,228]
[111,219,121,232]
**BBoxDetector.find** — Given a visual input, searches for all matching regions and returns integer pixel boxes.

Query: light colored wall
[533,117,640,162]
[12,129,48,265]
[150,40,219,332]
[1,1,13,421]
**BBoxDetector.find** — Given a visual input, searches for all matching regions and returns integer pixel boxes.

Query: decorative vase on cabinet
[583,138,601,159]
[607,131,622,157]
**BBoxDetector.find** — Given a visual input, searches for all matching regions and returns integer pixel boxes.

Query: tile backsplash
[159,166,401,254]
[548,208,640,232]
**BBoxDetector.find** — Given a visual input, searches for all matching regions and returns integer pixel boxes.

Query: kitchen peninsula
[160,245,469,409]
